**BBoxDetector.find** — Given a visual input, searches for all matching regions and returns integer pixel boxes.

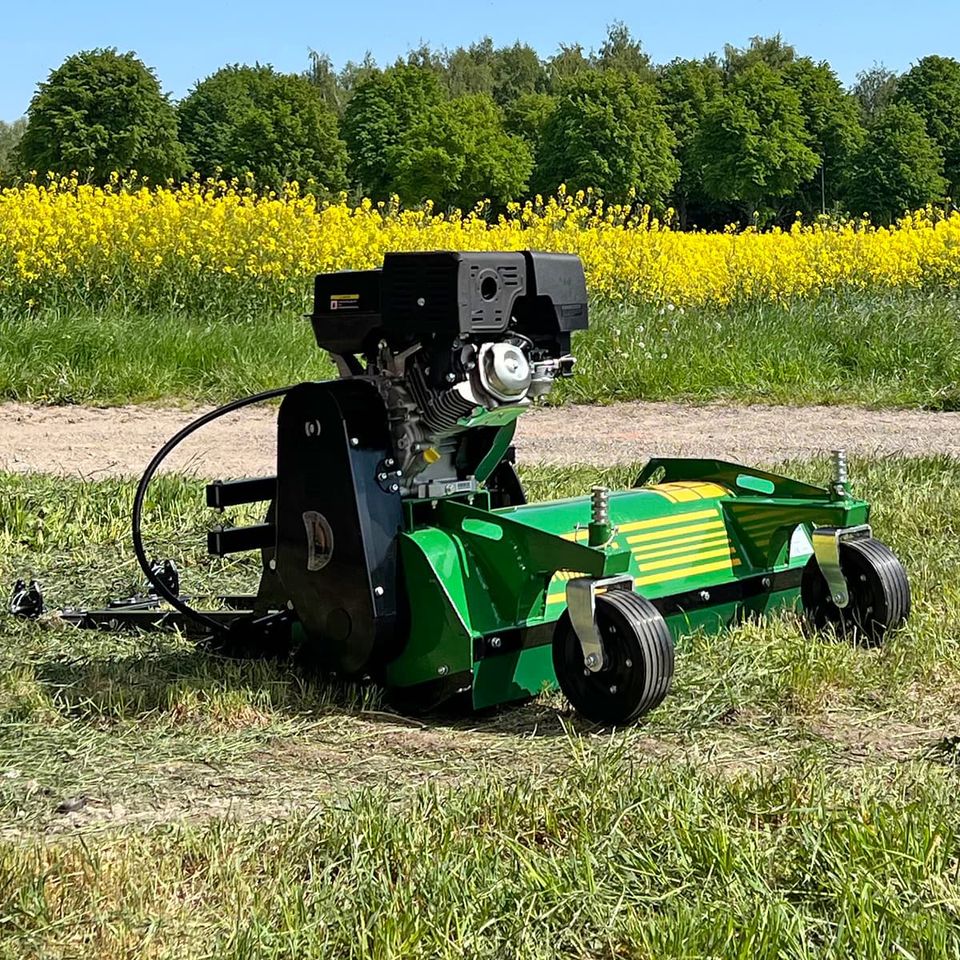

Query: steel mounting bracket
[811,523,872,609]
[565,574,634,672]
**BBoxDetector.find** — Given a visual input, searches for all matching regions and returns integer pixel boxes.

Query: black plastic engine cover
[275,379,403,677]
[381,250,527,337]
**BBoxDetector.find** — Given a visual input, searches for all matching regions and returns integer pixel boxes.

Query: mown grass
[2,290,959,408]
[2,455,960,957]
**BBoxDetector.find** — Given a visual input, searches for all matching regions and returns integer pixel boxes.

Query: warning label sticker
[329,293,360,311]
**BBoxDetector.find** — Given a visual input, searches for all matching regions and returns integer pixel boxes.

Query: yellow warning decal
[329,293,360,311]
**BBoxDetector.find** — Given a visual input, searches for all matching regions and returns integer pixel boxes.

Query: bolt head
[624,659,633,668]
[489,636,502,649]
[374,586,385,596]
[268,558,277,571]
[390,483,400,493]
[385,459,395,467]
[286,600,295,611]
[609,684,618,694]
[350,437,359,446]
[437,665,448,676]
[378,472,387,481]
[584,653,599,668]
[833,594,845,604]
[699,590,711,602]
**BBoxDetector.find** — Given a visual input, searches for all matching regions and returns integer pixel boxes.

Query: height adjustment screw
[591,486,610,526]
[832,448,849,496]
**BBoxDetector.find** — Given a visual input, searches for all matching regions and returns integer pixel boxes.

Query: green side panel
[386,529,475,689]
[472,644,556,710]
[435,498,630,624]
[661,587,802,639]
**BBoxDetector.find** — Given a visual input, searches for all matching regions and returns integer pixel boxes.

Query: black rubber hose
[131,385,293,634]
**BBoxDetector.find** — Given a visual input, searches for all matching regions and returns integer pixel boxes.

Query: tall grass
[1,290,959,407]
[2,456,960,957]
[6,757,960,959]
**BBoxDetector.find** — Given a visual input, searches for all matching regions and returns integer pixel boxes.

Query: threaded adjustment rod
[832,449,849,497]
[591,486,610,525]
[589,486,611,546]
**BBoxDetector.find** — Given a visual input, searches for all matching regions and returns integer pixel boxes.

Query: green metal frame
[385,458,869,710]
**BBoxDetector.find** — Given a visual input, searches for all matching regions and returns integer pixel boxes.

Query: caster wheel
[801,537,910,645]
[552,590,674,725]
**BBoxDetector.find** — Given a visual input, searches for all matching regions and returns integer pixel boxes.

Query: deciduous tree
[853,64,899,120]
[390,94,532,210]
[179,65,347,190]
[896,55,960,193]
[341,64,444,197]
[0,117,26,180]
[846,103,947,222]
[535,70,678,204]
[782,58,865,213]
[18,49,185,182]
[693,63,819,220]
[656,57,724,223]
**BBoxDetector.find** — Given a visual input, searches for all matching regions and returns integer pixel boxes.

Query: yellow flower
[1,174,959,308]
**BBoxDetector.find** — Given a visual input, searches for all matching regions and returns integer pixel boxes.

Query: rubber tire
[801,537,910,645]
[553,590,675,725]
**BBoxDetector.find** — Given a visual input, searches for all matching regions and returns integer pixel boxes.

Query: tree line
[1,29,958,226]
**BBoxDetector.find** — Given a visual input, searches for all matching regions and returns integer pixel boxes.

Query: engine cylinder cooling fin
[405,362,477,437]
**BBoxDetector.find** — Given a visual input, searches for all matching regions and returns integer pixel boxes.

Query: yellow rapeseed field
[3,176,960,306]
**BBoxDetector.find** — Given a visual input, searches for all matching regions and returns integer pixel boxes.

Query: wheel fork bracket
[566,575,634,673]
[811,523,872,609]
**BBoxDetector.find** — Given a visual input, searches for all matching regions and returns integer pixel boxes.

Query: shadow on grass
[30,637,586,739]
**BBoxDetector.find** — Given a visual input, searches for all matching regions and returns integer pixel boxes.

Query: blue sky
[3,0,959,121]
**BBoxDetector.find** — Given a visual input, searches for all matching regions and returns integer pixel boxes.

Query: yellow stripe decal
[560,508,718,542]
[546,555,742,604]
[634,557,741,587]
[632,533,731,561]
[626,519,724,544]
[635,545,736,573]
[647,482,729,502]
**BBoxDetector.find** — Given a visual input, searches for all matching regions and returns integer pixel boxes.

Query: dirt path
[1,400,958,477]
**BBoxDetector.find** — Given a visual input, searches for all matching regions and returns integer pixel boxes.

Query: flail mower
[11,251,911,724]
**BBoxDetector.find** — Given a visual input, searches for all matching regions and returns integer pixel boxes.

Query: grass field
[3,455,960,958]
[2,291,960,408]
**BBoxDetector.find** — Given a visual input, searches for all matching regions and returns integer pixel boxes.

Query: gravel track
[1,400,957,478]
